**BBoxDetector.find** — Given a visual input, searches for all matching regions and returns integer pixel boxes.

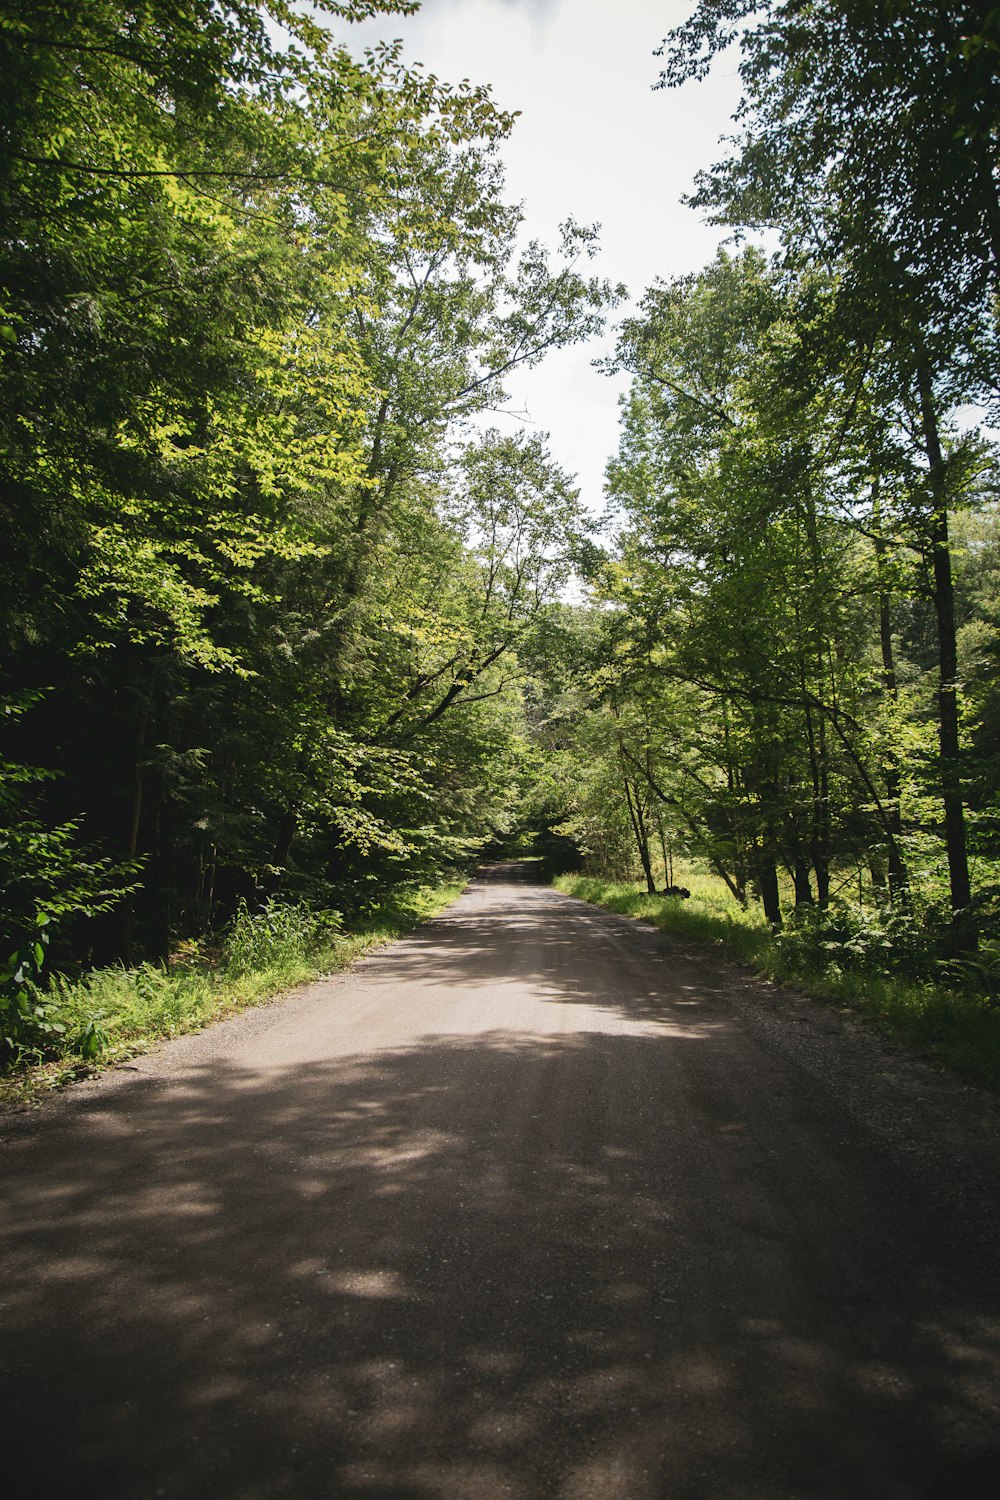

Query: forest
[2,0,1000,1087]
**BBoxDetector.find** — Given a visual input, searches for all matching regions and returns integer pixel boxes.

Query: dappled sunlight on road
[3,876,999,1499]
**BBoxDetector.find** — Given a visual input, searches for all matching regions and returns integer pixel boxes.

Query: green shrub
[1,879,465,1105]
[772,900,940,984]
[0,914,64,1068]
[223,898,342,976]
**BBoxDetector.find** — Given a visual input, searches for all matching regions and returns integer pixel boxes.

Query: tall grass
[1,880,465,1107]
[556,870,771,965]
[556,869,1000,1092]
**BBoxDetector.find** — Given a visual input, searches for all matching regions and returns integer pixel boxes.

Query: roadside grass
[0,879,465,1109]
[555,871,1000,1092]
[555,871,772,966]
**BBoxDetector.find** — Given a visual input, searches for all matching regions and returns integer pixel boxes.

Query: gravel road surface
[3,866,999,1499]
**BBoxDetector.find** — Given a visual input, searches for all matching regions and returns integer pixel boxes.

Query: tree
[657,0,1000,948]
[658,1,1000,339]
[0,1,619,959]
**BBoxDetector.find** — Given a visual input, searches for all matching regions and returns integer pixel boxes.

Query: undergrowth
[0,880,465,1108]
[555,872,1000,1092]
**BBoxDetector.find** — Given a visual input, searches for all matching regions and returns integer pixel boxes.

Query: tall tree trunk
[272,808,297,877]
[792,846,814,906]
[802,701,830,905]
[751,719,783,927]
[654,805,673,888]
[128,708,150,861]
[722,705,749,903]
[758,839,783,930]
[203,845,218,926]
[619,741,746,904]
[915,360,974,952]
[618,744,656,892]
[813,712,830,906]
[798,490,831,905]
[123,703,151,962]
[872,493,909,900]
[622,772,656,892]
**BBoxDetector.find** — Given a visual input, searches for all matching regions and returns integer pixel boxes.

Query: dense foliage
[541,2,1000,990]
[2,1,999,1072]
[0,0,615,1006]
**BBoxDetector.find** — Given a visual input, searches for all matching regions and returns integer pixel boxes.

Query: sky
[330,0,744,512]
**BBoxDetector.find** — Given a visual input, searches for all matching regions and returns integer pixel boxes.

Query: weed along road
[3,867,1000,1500]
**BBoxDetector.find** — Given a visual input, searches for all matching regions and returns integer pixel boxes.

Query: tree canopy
[0,0,616,970]
[2,0,999,1046]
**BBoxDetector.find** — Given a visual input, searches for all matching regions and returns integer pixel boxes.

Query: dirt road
[3,867,999,1499]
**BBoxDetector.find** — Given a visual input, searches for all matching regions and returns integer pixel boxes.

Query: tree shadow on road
[4,1014,1000,1499]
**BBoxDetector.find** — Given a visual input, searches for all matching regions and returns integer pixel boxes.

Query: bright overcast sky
[331,0,743,511]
